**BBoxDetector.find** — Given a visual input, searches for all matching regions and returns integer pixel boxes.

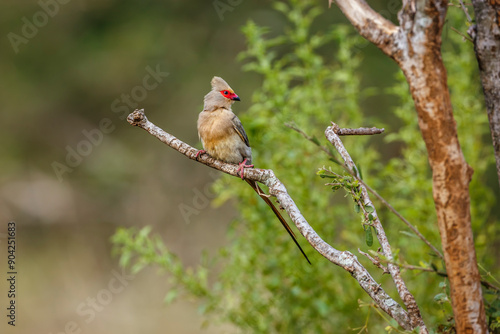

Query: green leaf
[198,303,208,315]
[365,205,375,213]
[329,157,342,165]
[313,299,329,317]
[311,135,321,146]
[317,169,335,178]
[434,293,448,304]
[131,261,146,274]
[138,226,152,238]
[164,289,179,305]
[119,251,132,268]
[365,226,373,247]
[399,231,419,239]
[354,203,360,213]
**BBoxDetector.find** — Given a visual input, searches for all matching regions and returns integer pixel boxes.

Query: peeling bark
[398,42,486,334]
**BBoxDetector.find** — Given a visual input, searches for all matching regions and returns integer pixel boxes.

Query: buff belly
[202,132,248,164]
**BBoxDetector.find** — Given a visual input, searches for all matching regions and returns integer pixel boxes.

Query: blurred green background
[0,0,498,333]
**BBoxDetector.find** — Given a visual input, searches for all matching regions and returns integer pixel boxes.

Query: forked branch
[127,109,417,330]
[326,124,426,331]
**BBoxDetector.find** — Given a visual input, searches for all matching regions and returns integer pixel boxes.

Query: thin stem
[458,0,473,22]
[374,256,500,292]
[450,26,474,43]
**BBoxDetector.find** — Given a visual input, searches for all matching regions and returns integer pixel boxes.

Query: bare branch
[331,0,399,58]
[336,126,385,136]
[458,0,473,22]
[285,122,337,159]
[325,124,426,331]
[127,109,413,330]
[358,248,389,274]
[287,122,444,260]
[449,26,474,43]
[375,257,500,292]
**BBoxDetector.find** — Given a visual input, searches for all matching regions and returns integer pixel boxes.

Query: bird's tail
[245,179,311,265]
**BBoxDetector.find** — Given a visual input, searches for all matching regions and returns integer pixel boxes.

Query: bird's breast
[197,109,247,164]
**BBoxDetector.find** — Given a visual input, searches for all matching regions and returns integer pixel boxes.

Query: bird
[197,76,311,264]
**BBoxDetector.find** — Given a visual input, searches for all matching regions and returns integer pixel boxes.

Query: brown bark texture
[471,0,500,187]
[332,0,488,333]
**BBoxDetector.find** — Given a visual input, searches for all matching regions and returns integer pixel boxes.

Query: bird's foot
[237,159,254,180]
[195,150,206,160]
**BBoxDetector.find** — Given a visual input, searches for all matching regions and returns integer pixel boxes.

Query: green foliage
[316,166,377,247]
[111,227,217,311]
[111,1,499,332]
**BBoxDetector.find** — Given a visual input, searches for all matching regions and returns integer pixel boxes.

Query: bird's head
[203,76,240,111]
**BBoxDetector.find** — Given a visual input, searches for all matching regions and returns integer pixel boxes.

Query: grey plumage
[196,76,311,264]
[198,76,252,164]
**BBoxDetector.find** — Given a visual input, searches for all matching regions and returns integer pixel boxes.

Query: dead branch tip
[127,109,147,126]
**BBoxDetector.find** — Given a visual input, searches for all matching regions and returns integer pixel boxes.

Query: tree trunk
[471,0,500,188]
[398,36,487,334]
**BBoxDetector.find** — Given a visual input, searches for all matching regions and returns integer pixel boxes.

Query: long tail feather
[245,179,311,265]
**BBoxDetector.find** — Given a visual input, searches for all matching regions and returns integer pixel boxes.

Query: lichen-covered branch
[287,122,444,261]
[325,124,427,332]
[336,126,385,136]
[127,109,413,329]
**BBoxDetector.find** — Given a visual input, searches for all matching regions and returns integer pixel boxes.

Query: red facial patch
[220,90,235,99]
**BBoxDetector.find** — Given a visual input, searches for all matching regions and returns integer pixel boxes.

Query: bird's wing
[231,114,250,147]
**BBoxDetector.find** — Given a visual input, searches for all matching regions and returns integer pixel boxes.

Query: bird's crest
[211,76,233,92]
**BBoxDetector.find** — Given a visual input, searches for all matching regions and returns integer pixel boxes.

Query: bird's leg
[237,158,254,180]
[195,150,206,160]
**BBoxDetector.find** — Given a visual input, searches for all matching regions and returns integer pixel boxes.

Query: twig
[284,122,339,161]
[287,122,444,260]
[127,109,413,329]
[359,183,444,260]
[458,0,473,23]
[450,26,474,43]
[336,126,385,136]
[358,248,389,274]
[372,256,500,292]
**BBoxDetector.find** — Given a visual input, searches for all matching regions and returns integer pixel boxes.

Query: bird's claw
[237,159,254,180]
[196,150,206,160]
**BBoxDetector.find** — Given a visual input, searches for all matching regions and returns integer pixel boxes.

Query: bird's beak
[231,95,241,101]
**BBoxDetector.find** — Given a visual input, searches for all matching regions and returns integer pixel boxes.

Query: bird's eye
[224,91,229,95]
